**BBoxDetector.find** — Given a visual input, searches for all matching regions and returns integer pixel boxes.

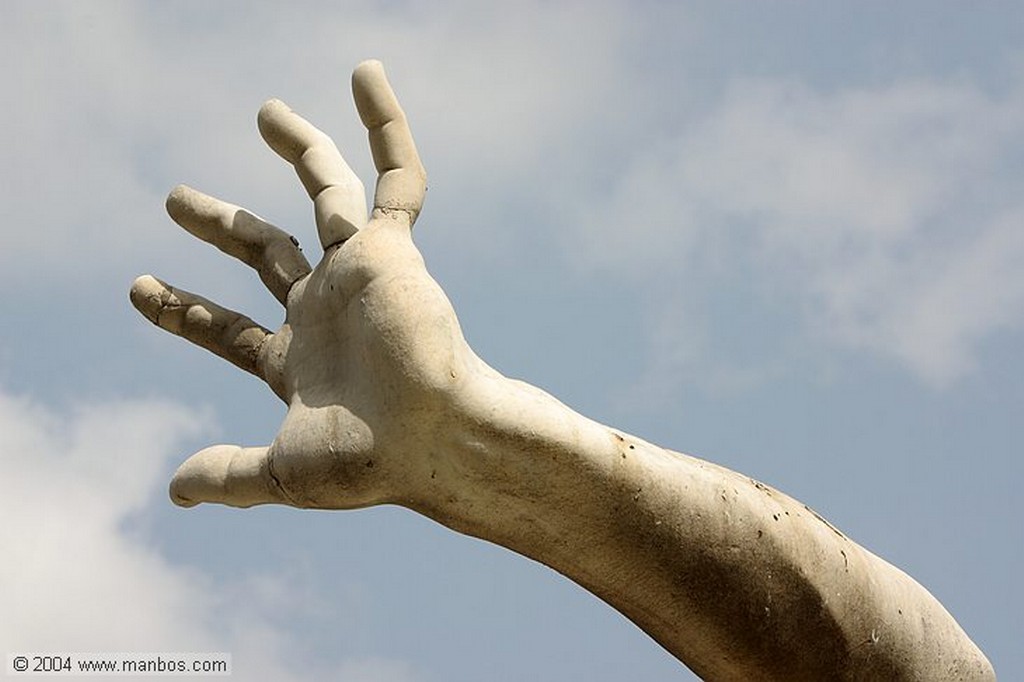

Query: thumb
[170,445,290,508]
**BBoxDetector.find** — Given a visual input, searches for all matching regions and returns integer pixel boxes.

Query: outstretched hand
[131,60,470,510]
[131,60,996,680]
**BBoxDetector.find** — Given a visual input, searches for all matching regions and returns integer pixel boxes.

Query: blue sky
[2,2,1021,680]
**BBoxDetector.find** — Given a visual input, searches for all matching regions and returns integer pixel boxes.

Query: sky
[1,2,1021,680]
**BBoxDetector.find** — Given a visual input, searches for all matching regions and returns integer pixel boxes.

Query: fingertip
[353,59,384,83]
[131,273,159,292]
[165,184,197,222]
[167,183,190,203]
[352,60,397,128]
[129,274,166,323]
[257,98,289,130]
[258,98,306,162]
[169,447,226,508]
[169,481,200,508]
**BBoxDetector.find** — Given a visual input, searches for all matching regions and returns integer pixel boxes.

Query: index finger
[352,60,427,226]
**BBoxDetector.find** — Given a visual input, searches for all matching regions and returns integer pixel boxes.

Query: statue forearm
[405,367,994,681]
[144,60,994,682]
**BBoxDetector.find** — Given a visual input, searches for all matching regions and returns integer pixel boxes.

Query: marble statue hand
[131,60,459,510]
[131,61,995,680]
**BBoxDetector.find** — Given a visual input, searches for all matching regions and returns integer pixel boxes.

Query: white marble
[131,60,993,681]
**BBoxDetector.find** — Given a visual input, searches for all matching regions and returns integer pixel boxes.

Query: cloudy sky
[2,2,1021,680]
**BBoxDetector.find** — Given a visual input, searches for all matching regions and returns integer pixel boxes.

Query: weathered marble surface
[131,61,994,681]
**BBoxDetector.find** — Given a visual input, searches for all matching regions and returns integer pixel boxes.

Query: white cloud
[855,208,1024,383]
[0,389,211,651]
[0,387,417,681]
[574,72,1024,387]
